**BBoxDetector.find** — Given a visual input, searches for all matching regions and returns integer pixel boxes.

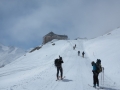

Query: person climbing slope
[54,55,64,80]
[91,59,102,88]
[82,51,85,58]
[91,61,99,88]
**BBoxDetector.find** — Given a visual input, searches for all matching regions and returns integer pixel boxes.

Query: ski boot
[93,84,96,88]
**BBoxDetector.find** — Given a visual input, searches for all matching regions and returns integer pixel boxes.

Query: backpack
[54,59,60,67]
[96,59,102,73]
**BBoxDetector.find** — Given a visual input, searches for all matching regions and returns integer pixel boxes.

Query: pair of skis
[88,84,104,89]
[56,76,65,81]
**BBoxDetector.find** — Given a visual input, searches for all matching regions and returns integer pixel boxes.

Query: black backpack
[54,59,60,67]
[96,59,102,73]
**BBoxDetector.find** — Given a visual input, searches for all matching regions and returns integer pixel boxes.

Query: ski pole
[101,67,103,85]
[103,67,104,86]
[101,72,102,85]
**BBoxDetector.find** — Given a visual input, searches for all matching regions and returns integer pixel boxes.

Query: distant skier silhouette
[78,51,80,56]
[82,51,85,58]
[73,44,76,50]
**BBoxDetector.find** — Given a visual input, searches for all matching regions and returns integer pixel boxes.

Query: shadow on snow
[62,79,73,82]
[101,86,120,90]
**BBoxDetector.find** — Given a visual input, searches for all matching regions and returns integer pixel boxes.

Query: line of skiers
[73,44,85,58]
[54,43,102,87]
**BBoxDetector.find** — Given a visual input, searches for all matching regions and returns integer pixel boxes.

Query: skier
[75,44,76,48]
[78,51,80,56]
[82,51,85,58]
[54,55,64,80]
[91,61,99,88]
[73,44,76,50]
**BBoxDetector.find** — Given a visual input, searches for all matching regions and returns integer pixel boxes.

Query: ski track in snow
[0,39,120,90]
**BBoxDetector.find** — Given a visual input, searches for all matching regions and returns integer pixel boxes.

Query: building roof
[44,32,55,37]
[44,31,68,38]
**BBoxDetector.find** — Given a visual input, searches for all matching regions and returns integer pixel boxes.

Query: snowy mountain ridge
[0,44,26,67]
[0,28,120,90]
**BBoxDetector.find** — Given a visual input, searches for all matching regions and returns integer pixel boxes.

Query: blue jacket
[93,64,97,71]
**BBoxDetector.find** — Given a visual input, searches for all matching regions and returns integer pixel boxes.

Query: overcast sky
[0,0,120,50]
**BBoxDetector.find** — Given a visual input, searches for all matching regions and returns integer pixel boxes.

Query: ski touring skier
[73,44,76,50]
[54,55,64,80]
[75,44,76,48]
[82,51,85,58]
[91,59,102,88]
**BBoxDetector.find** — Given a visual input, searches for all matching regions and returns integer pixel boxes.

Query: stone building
[43,32,68,44]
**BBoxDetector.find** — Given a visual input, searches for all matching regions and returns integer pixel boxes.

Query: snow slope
[0,44,26,67]
[84,28,120,85]
[0,28,120,90]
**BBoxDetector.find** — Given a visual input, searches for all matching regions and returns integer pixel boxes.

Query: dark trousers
[93,71,99,85]
[82,54,84,58]
[57,67,63,78]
